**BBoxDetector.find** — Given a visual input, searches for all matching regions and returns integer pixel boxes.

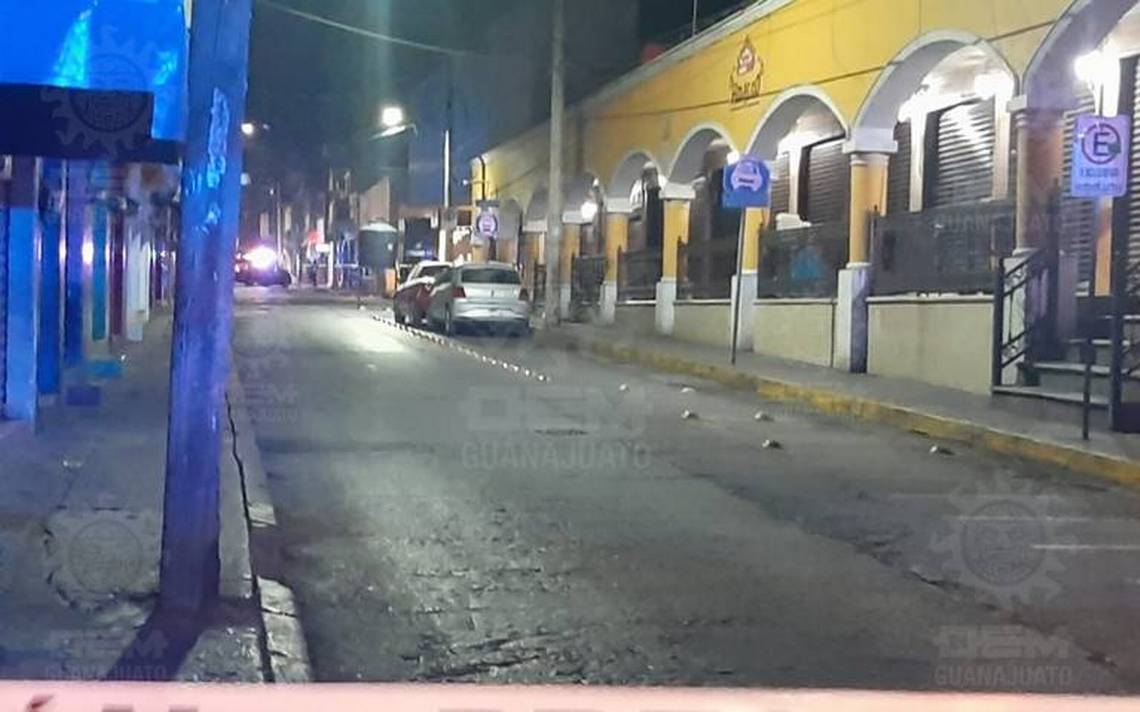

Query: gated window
[645,183,664,250]
[710,167,742,241]
[925,98,996,208]
[688,176,711,242]
[887,120,912,215]
[1125,54,1140,287]
[801,136,849,224]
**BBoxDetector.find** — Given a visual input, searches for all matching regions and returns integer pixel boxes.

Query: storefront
[473,0,1140,419]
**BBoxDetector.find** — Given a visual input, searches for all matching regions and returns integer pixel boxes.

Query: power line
[255,0,482,57]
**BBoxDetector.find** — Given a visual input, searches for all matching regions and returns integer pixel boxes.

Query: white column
[655,181,694,336]
[600,198,631,325]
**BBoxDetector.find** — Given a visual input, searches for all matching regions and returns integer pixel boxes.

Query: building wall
[753,299,835,367]
[479,0,1071,209]
[867,296,994,395]
[675,301,731,347]
[614,301,656,336]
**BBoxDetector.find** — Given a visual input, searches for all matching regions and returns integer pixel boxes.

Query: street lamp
[1075,48,1118,115]
[380,105,406,130]
[579,199,598,222]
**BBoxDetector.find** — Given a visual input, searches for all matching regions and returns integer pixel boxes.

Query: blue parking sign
[722,156,771,209]
[1071,114,1130,198]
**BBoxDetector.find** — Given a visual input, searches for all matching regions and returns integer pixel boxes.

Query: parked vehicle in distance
[235,245,292,287]
[393,260,450,326]
[426,262,531,336]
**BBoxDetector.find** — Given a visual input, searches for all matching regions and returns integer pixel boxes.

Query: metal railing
[571,254,606,308]
[873,200,1015,296]
[756,222,848,299]
[991,195,1060,389]
[678,238,738,300]
[617,248,661,302]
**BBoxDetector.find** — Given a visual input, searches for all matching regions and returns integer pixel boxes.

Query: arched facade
[472,0,1140,407]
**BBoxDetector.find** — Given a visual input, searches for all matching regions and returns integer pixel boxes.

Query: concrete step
[1030,361,1112,399]
[1064,339,1132,367]
[992,384,1108,413]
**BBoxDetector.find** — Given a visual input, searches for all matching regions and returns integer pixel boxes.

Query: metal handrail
[990,192,1060,389]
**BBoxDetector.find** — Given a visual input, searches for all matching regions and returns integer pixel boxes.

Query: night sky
[246,0,753,183]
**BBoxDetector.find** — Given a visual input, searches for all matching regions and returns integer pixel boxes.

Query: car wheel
[410,305,424,328]
[394,305,406,325]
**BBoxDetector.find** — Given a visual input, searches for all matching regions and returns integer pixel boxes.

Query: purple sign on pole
[1071,114,1130,198]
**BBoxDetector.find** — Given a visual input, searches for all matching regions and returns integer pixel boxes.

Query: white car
[426,262,532,336]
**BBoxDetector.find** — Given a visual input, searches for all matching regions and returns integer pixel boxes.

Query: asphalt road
[233,288,1140,692]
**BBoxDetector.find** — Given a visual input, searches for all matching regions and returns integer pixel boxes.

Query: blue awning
[0,0,187,142]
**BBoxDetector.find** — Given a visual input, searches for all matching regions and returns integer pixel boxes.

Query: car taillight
[453,285,467,298]
[519,288,529,301]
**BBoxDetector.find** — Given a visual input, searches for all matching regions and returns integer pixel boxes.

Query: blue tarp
[0,0,187,142]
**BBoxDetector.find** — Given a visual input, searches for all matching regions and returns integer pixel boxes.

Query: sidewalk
[0,312,264,682]
[539,323,1140,486]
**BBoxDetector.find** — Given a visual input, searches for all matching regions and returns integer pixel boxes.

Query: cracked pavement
[233,289,1140,692]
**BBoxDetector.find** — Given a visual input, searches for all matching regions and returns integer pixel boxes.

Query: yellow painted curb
[575,336,1140,488]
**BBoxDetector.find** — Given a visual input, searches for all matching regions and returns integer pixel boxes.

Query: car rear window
[419,265,446,278]
[461,268,521,284]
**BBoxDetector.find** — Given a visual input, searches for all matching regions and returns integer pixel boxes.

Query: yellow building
[471,0,1140,411]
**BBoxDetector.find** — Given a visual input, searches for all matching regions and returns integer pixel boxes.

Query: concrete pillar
[601,203,631,325]
[4,157,41,422]
[1008,102,1066,366]
[731,207,767,351]
[558,223,580,320]
[38,160,64,397]
[125,166,148,342]
[1013,105,1064,254]
[836,151,890,373]
[1095,199,1113,296]
[656,194,692,335]
[64,162,89,369]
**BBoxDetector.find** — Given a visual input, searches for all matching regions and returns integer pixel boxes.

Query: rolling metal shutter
[1127,55,1140,281]
[887,121,912,215]
[802,137,849,224]
[928,98,996,208]
[0,180,8,409]
[770,153,791,216]
[1062,92,1098,292]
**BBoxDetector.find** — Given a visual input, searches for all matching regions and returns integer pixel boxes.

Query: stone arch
[525,186,549,225]
[667,123,736,185]
[852,31,1016,142]
[609,150,661,202]
[747,85,849,158]
[1024,0,1138,110]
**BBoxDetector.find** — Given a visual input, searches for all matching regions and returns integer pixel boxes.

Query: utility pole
[543,0,565,327]
[442,58,453,262]
[160,0,253,612]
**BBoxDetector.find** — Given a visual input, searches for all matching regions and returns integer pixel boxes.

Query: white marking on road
[1032,543,1140,552]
